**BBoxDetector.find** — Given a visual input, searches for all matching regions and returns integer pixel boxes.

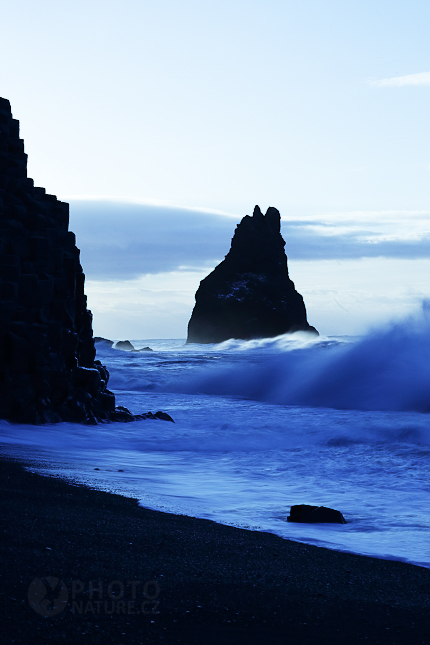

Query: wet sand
[1,457,429,644]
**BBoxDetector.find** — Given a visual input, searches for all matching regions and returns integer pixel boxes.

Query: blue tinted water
[1,316,429,568]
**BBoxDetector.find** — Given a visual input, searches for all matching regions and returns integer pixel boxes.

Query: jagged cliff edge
[187,205,318,343]
[0,98,146,424]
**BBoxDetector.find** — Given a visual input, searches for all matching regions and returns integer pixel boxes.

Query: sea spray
[1,311,430,568]
[164,304,430,413]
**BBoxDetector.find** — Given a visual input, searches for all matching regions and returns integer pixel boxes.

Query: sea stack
[0,97,126,424]
[187,205,317,343]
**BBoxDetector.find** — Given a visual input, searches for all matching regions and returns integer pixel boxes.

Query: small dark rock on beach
[287,504,347,524]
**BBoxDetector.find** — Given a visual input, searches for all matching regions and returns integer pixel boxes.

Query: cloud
[370,72,430,87]
[285,225,430,261]
[84,270,204,339]
[68,200,430,281]
[69,199,237,280]
[284,210,430,260]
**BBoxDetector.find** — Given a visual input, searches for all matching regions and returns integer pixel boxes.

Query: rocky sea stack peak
[0,97,131,424]
[187,205,318,343]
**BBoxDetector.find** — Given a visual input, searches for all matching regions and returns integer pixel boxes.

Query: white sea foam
[1,308,430,568]
[160,308,430,414]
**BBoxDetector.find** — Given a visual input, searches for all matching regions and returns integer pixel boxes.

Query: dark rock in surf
[154,410,174,422]
[115,340,135,351]
[107,406,174,423]
[94,337,114,347]
[0,97,153,425]
[287,505,347,524]
[134,410,175,423]
[113,341,153,352]
[187,205,318,343]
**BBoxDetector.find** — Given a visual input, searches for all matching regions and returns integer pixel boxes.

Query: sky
[1,0,430,338]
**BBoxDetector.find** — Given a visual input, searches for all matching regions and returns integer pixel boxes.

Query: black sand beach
[1,457,430,644]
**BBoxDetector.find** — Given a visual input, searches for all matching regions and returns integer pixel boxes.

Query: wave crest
[168,306,430,413]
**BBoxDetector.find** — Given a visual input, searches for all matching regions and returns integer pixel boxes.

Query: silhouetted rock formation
[95,338,153,352]
[94,337,114,348]
[115,340,135,351]
[135,410,174,423]
[187,205,318,343]
[287,504,347,524]
[0,98,132,424]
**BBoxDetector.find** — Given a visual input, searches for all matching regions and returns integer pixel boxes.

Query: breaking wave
[168,304,430,413]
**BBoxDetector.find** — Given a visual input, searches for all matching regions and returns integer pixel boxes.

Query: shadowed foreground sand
[1,457,429,644]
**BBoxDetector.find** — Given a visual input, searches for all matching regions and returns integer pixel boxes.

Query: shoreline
[1,456,430,644]
[3,442,429,572]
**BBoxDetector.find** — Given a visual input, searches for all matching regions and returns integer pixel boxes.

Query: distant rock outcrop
[94,337,114,348]
[187,205,317,343]
[0,98,166,424]
[95,339,153,352]
[115,340,135,351]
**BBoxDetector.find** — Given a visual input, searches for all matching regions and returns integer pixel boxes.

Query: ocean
[1,309,430,569]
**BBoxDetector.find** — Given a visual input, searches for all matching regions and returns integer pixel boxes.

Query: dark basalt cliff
[0,97,128,424]
[187,205,317,343]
